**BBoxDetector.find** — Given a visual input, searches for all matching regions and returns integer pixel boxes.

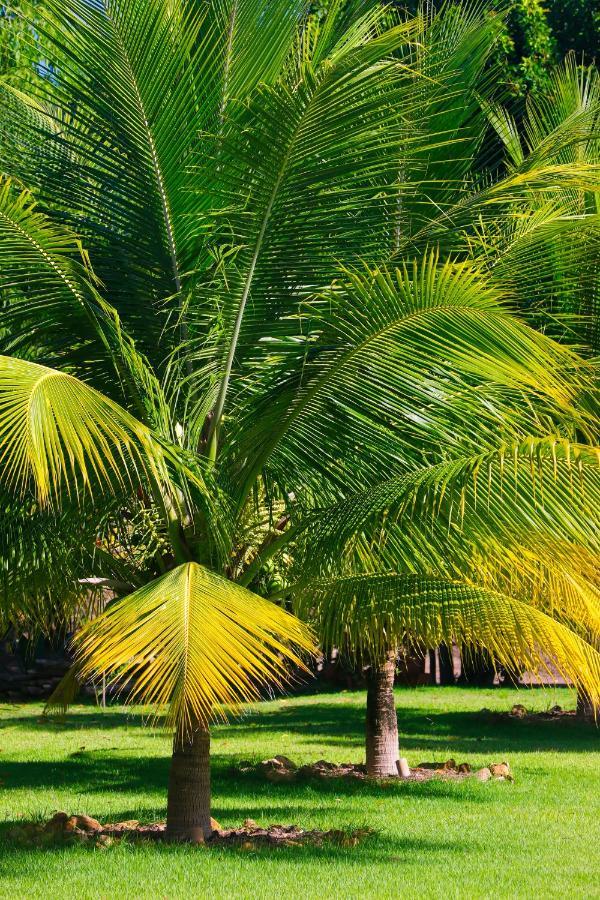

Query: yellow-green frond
[0,355,165,504]
[295,574,600,707]
[67,562,315,735]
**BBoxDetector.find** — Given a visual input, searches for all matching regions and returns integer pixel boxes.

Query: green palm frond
[475,58,600,349]
[230,257,595,504]
[192,11,422,448]
[468,538,600,640]
[62,561,314,733]
[209,0,307,115]
[0,178,173,423]
[470,204,600,348]
[4,0,217,356]
[392,1,504,234]
[291,438,600,578]
[0,178,106,358]
[0,355,166,503]
[520,55,600,173]
[293,573,600,706]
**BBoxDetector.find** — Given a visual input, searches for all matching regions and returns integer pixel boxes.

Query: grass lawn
[0,686,598,899]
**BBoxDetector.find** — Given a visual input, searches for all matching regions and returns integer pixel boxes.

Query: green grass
[0,686,598,899]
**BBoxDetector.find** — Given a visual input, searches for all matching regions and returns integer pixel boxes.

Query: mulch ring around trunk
[482,704,596,723]
[237,755,513,784]
[7,813,374,849]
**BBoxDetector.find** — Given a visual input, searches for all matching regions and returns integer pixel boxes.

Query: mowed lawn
[0,687,598,899]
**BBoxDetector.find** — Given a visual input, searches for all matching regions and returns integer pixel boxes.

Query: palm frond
[62,561,314,733]
[0,178,106,360]
[293,572,600,706]
[0,355,165,503]
[228,257,595,505]
[4,0,218,357]
[190,11,422,447]
[291,438,600,578]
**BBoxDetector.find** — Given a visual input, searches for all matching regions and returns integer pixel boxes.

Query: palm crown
[1,0,599,837]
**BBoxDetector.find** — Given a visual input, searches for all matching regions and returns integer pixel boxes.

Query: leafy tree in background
[548,0,600,60]
[495,0,557,94]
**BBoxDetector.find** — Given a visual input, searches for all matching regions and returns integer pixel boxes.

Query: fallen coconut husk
[240,756,513,784]
[8,813,374,849]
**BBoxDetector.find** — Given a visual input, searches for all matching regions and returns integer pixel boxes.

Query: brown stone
[457,762,471,774]
[261,757,285,768]
[95,834,114,848]
[75,814,103,832]
[510,704,528,718]
[489,762,513,780]
[44,812,69,833]
[475,767,492,782]
[272,755,297,770]
[243,819,258,829]
[106,820,139,832]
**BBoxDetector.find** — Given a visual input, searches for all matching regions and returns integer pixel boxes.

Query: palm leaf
[61,561,314,733]
[294,572,600,706]
[228,257,594,505]
[0,355,165,503]
[290,438,600,579]
[0,178,106,359]
[193,9,422,447]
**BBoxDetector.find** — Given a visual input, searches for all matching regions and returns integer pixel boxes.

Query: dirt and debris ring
[246,756,513,784]
[10,813,375,849]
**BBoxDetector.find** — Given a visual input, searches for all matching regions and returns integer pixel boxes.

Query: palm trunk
[365,649,399,777]
[166,721,212,843]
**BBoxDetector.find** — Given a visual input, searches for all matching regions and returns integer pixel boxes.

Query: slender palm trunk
[166,721,212,842]
[365,649,400,777]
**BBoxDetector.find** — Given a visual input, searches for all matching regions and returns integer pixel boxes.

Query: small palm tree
[286,53,600,774]
[0,0,599,833]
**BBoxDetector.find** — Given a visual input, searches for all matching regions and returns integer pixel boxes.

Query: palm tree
[264,47,600,772]
[0,0,439,837]
[465,54,600,718]
[284,262,600,776]
[0,0,599,830]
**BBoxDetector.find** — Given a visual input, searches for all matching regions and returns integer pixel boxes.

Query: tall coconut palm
[1,0,600,833]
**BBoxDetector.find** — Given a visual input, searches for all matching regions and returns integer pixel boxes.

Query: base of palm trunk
[166,723,212,843]
[365,650,400,778]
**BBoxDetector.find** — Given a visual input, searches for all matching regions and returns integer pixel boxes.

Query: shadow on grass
[0,752,496,805]
[220,706,599,756]
[1,694,597,757]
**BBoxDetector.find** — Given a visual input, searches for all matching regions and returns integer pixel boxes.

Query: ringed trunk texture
[366,650,400,777]
[166,722,212,843]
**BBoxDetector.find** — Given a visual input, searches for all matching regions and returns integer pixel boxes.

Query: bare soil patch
[8,812,373,849]
[238,754,513,784]
[482,704,596,723]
